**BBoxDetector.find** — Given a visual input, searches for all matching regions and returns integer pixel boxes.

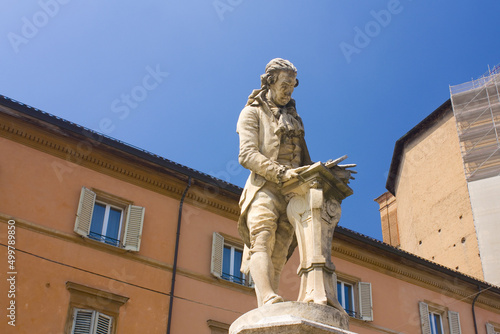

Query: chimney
[374,192,400,247]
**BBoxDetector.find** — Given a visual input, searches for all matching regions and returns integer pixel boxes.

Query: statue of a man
[237,58,312,306]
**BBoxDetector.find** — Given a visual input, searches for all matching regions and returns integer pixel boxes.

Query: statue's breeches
[246,183,294,263]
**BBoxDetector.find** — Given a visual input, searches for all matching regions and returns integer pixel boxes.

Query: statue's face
[269,71,296,106]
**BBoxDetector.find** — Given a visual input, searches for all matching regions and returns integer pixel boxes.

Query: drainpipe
[166,176,192,334]
[472,285,482,334]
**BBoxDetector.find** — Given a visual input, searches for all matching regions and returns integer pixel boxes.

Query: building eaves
[335,225,500,294]
[0,95,243,195]
[386,99,452,195]
[3,94,498,294]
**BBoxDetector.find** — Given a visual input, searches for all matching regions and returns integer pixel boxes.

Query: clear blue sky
[1,0,499,240]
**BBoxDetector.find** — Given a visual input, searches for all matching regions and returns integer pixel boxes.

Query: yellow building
[376,68,500,288]
[1,95,500,334]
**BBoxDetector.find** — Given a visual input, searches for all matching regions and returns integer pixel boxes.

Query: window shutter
[486,323,496,334]
[211,232,224,278]
[448,311,461,334]
[123,205,145,251]
[72,308,94,334]
[419,302,431,334]
[358,282,373,321]
[75,187,96,237]
[95,313,113,334]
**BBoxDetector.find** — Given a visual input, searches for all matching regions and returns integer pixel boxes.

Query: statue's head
[261,58,299,89]
[261,58,299,107]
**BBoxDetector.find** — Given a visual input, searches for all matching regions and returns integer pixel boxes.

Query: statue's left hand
[330,164,357,184]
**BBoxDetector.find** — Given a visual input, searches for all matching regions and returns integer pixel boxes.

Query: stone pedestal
[229,302,355,334]
[282,162,353,309]
[231,163,355,334]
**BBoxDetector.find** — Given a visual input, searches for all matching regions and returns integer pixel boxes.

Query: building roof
[335,225,500,293]
[1,94,499,294]
[0,95,242,195]
[386,99,452,195]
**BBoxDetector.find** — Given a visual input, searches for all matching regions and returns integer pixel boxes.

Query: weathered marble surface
[229,302,353,334]
[235,59,356,334]
[282,162,353,312]
[236,58,313,307]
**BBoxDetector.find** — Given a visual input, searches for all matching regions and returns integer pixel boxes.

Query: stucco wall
[0,137,256,333]
[394,112,483,279]
[468,175,500,286]
[2,118,499,334]
[332,255,499,334]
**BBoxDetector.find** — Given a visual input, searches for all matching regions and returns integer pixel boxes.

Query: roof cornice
[2,95,498,299]
[0,95,242,195]
[335,226,500,298]
[386,99,452,195]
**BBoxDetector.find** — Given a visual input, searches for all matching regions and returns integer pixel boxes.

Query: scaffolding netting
[450,65,500,181]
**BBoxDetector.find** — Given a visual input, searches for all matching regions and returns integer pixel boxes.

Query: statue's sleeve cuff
[275,164,287,183]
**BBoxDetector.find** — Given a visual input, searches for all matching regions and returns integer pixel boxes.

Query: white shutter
[123,205,145,251]
[358,282,373,321]
[75,187,96,237]
[211,232,224,278]
[72,308,94,334]
[486,323,496,334]
[94,313,113,334]
[419,302,431,334]
[448,311,461,334]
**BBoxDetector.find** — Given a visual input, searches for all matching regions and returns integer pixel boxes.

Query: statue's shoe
[263,294,284,305]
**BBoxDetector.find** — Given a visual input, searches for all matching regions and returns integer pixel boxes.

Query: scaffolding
[450,65,500,181]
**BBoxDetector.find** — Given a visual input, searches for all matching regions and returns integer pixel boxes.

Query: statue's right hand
[281,165,309,182]
[281,168,298,182]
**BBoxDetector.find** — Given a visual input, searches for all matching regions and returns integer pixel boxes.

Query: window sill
[77,234,131,254]
[214,275,254,292]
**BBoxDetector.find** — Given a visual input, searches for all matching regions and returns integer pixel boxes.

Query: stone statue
[232,58,356,333]
[237,58,355,308]
[237,58,312,307]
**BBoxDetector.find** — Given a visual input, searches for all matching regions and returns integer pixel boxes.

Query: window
[65,282,128,334]
[74,187,145,251]
[429,311,444,334]
[71,308,112,334]
[89,202,123,246]
[222,244,245,284]
[486,323,500,334]
[211,232,253,287]
[336,275,373,321]
[419,301,461,334]
[337,281,355,317]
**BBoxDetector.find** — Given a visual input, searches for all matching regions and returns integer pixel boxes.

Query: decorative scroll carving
[282,162,353,312]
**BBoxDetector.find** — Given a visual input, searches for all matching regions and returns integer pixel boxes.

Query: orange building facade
[1,95,499,334]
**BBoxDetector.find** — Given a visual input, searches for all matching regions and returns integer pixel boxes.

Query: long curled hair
[260,58,299,90]
[246,58,299,106]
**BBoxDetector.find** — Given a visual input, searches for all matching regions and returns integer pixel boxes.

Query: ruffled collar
[247,89,304,137]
